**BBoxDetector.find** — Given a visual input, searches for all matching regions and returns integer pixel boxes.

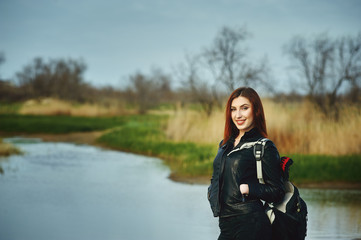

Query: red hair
[222,87,267,145]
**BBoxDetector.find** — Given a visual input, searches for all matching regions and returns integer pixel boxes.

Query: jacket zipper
[216,147,228,215]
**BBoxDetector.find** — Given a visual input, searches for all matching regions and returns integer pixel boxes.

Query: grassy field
[1,98,360,186]
[0,114,136,134]
[285,154,361,183]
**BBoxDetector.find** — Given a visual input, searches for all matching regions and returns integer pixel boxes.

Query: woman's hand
[240,184,249,195]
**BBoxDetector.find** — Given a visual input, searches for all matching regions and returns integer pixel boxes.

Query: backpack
[254,138,308,240]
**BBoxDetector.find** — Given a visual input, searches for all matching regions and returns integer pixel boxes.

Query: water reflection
[0,138,360,240]
[301,189,361,240]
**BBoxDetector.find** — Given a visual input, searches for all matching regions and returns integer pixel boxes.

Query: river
[0,138,360,240]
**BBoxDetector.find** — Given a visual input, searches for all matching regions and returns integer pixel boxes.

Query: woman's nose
[236,110,242,118]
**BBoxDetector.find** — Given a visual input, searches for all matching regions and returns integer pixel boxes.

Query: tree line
[1,26,360,118]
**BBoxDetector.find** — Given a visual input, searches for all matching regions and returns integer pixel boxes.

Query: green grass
[286,154,361,184]
[0,114,158,134]
[0,102,22,114]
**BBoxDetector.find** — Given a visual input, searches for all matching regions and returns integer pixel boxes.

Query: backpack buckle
[253,140,265,161]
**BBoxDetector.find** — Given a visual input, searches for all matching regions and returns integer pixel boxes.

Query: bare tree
[128,69,173,114]
[174,26,271,115]
[285,33,361,118]
[333,33,361,104]
[203,26,271,92]
[15,57,89,101]
[149,68,173,103]
[175,54,222,116]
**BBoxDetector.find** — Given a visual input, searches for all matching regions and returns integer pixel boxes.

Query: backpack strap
[253,138,269,184]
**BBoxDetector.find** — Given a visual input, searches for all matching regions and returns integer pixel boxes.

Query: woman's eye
[242,107,249,110]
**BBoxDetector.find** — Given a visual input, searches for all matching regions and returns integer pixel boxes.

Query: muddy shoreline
[2,131,361,189]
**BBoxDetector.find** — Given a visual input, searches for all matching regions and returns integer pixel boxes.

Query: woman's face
[231,96,254,135]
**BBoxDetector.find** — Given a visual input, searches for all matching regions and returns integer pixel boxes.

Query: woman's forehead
[231,96,251,106]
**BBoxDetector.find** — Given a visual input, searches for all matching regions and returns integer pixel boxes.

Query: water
[0,138,360,240]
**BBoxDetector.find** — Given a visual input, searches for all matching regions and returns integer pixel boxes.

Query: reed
[264,100,361,155]
[165,109,224,144]
[166,99,361,156]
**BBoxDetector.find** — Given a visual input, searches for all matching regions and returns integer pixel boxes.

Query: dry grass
[18,98,135,116]
[166,99,361,155]
[264,100,361,155]
[0,139,22,157]
[166,109,224,144]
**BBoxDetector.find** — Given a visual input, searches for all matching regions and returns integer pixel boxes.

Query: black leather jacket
[207,128,285,217]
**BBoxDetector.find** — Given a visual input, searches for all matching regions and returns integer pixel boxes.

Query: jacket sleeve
[247,141,285,203]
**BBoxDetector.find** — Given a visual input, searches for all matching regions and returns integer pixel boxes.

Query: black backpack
[254,138,308,240]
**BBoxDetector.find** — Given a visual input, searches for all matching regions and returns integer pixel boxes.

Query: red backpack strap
[280,156,293,181]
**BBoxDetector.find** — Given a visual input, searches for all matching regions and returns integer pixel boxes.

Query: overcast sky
[1,0,360,91]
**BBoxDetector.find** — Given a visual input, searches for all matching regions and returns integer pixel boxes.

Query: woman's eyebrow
[231,104,250,108]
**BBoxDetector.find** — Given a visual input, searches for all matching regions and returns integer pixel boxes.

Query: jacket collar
[223,128,262,148]
[240,128,262,141]
[221,128,264,150]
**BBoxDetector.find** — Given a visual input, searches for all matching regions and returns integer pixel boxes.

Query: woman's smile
[235,119,246,125]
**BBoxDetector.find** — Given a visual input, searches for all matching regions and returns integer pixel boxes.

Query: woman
[208,87,285,240]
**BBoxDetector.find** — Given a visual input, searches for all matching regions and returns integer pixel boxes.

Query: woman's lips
[236,120,245,125]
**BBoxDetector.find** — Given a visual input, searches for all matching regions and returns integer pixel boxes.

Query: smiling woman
[208,87,285,240]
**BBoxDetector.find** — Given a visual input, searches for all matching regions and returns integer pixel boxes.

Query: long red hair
[222,87,267,145]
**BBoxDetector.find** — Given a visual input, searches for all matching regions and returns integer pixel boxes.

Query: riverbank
[1,113,361,188]
[2,130,361,189]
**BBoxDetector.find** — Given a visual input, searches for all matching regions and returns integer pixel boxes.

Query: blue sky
[1,0,360,91]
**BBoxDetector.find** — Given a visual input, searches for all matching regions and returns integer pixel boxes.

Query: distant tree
[149,68,173,103]
[203,26,272,92]
[128,69,173,114]
[0,52,5,80]
[285,32,361,118]
[0,53,23,102]
[176,54,222,116]
[16,57,89,101]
